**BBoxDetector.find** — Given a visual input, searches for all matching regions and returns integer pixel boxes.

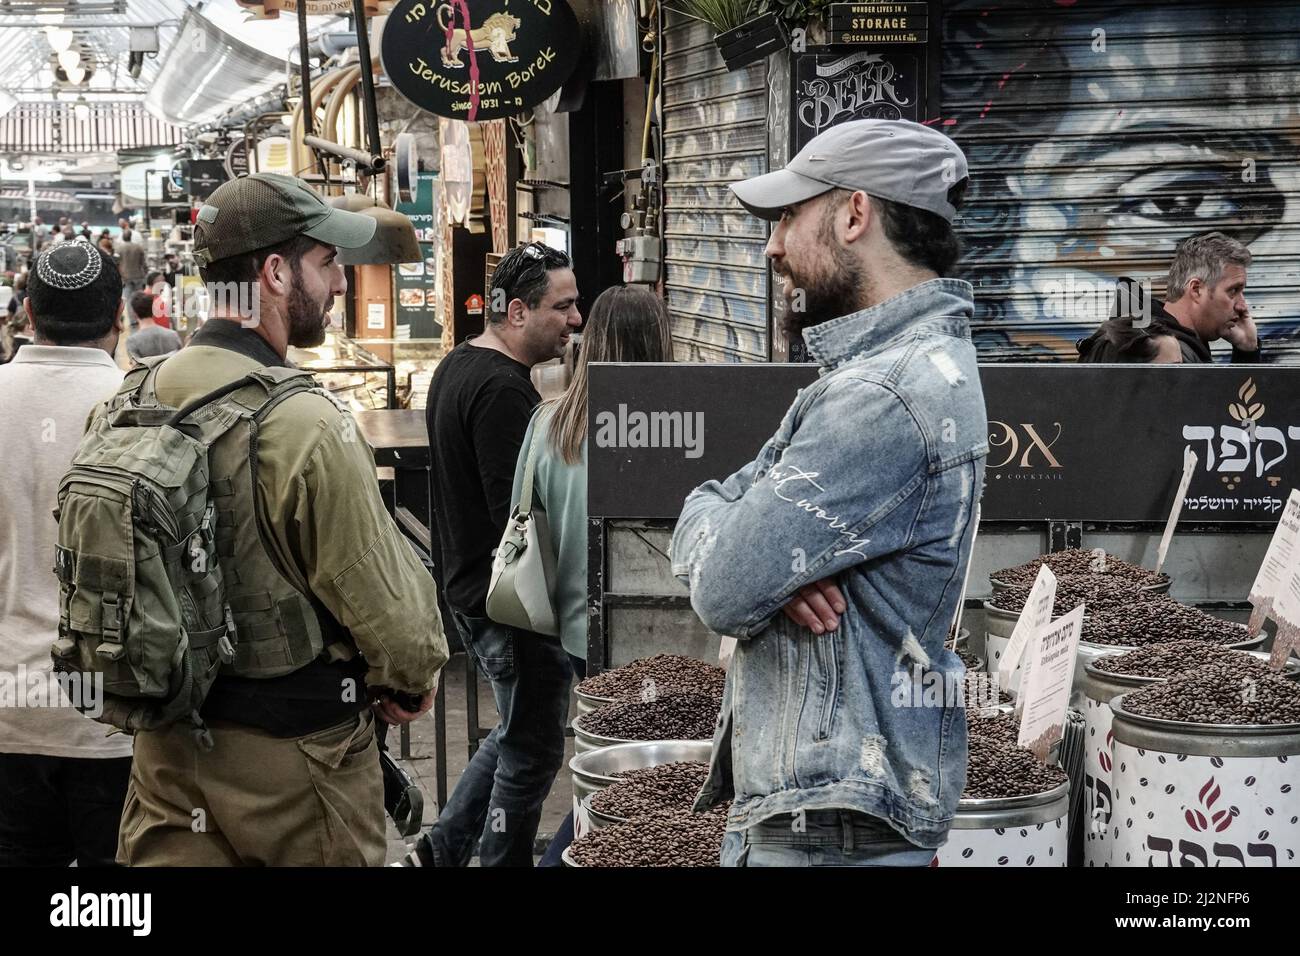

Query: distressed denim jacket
[670,279,989,849]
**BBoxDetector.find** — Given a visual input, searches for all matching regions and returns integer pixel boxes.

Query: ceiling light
[58,49,81,72]
[67,66,86,84]
[47,28,75,53]
[74,98,90,122]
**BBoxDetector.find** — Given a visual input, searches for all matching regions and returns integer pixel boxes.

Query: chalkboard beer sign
[381,0,586,122]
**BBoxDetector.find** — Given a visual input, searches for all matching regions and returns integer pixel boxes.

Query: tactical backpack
[51,360,318,748]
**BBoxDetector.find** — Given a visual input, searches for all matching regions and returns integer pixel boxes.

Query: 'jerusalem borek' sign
[382,0,585,122]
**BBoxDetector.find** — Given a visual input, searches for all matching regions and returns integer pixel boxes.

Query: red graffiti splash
[444,0,481,122]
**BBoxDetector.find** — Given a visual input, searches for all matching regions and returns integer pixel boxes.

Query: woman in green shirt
[515,285,674,866]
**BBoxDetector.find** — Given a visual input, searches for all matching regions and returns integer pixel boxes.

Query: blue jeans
[538,654,587,868]
[721,811,937,867]
[419,610,571,867]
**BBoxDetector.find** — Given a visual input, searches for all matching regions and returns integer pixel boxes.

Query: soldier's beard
[286,271,330,348]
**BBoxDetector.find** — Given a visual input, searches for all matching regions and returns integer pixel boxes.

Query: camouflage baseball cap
[192,172,377,266]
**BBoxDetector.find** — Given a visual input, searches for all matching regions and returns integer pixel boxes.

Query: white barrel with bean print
[1079,658,1151,867]
[1108,697,1300,868]
[935,781,1070,867]
[1080,652,1298,868]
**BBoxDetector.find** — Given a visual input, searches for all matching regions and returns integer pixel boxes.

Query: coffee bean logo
[1026,855,1035,865]
[1164,784,1176,794]
[997,856,1009,865]
[961,847,973,858]
[1245,776,1256,786]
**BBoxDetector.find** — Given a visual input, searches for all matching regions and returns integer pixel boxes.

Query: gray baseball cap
[731,119,969,223]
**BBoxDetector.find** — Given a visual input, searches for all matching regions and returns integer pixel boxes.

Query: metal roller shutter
[942,0,1300,361]
[662,11,770,363]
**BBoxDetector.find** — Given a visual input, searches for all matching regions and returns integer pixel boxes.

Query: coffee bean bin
[935,780,1071,867]
[1107,695,1300,867]
[984,600,1264,703]
[1080,652,1299,867]
[568,740,713,840]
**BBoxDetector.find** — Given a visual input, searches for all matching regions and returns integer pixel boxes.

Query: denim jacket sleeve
[670,376,929,639]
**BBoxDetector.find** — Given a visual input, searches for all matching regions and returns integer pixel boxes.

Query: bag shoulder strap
[518,418,546,517]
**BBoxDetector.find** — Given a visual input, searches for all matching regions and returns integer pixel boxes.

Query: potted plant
[669,1,790,72]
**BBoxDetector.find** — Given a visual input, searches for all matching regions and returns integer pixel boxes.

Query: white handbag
[486,426,560,636]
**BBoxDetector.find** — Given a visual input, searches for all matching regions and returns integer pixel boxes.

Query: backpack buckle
[99,593,124,645]
[218,605,238,664]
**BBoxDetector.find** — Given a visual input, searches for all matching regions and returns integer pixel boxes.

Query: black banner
[588,364,1300,523]
[381,0,585,122]
[791,47,923,154]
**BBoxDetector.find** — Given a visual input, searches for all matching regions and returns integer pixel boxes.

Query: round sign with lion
[382,0,587,122]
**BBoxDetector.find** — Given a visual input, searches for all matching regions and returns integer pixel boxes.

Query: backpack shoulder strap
[166,367,319,435]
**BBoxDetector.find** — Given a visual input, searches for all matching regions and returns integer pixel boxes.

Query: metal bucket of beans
[579,760,713,834]
[1081,645,1298,868]
[568,741,714,840]
[573,654,727,716]
[1108,668,1300,868]
[571,689,721,755]
[935,736,1071,867]
[563,808,728,867]
[989,549,1172,595]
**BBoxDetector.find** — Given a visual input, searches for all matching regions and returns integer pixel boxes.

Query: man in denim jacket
[671,120,989,866]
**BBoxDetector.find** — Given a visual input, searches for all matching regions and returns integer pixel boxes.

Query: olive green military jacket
[138,338,449,695]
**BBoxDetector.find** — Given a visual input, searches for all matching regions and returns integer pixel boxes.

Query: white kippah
[36,236,102,291]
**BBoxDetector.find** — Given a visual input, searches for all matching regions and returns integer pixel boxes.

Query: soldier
[113,173,448,866]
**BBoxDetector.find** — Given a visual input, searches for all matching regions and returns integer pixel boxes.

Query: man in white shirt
[0,238,132,866]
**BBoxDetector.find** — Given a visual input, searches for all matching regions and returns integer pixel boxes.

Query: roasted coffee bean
[963,735,1069,800]
[989,573,1152,614]
[1082,600,1251,647]
[1124,667,1300,725]
[1093,640,1274,679]
[589,762,716,819]
[992,549,1168,589]
[968,711,1020,747]
[576,690,722,741]
[568,808,727,867]
[576,654,726,702]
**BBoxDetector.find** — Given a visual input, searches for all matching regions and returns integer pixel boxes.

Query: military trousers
[118,710,385,866]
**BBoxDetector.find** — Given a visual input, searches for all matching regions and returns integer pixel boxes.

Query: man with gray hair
[1149,231,1259,363]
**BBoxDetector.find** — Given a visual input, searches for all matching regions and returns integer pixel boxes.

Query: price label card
[1247,489,1300,635]
[1155,448,1198,576]
[1017,603,1085,761]
[1269,561,1300,671]
[998,564,1057,692]
[366,302,386,330]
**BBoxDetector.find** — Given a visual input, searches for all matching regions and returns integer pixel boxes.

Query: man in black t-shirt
[410,242,581,868]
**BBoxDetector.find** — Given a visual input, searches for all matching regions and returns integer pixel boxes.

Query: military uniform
[114,175,447,866]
